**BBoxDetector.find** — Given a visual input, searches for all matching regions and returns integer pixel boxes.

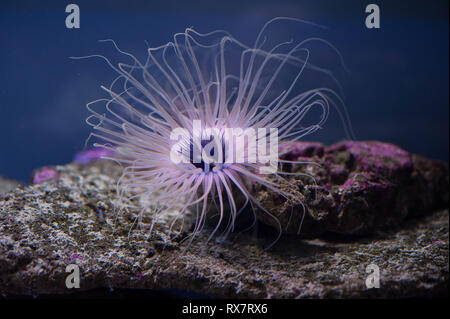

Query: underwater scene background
[0,0,448,182]
[0,0,448,301]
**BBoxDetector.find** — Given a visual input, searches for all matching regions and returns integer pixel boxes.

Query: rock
[255,141,448,236]
[281,141,325,159]
[0,141,448,298]
[0,161,192,297]
[73,147,115,164]
[31,167,60,185]
[0,177,20,199]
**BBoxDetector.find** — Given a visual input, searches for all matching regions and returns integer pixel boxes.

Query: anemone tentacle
[78,17,353,247]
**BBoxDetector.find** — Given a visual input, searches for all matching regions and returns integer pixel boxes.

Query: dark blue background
[1,0,448,182]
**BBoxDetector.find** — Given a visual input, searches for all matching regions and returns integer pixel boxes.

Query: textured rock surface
[0,177,20,199]
[256,141,449,236]
[0,141,448,298]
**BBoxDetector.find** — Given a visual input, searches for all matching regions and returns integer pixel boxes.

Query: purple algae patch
[31,167,59,184]
[281,141,325,160]
[328,141,414,174]
[74,147,115,164]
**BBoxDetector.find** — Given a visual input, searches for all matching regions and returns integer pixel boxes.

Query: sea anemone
[75,17,352,247]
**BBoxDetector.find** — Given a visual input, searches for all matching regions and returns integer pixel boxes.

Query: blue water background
[0,0,448,182]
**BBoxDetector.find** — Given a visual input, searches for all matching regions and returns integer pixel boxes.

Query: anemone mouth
[78,17,354,248]
[189,134,228,173]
